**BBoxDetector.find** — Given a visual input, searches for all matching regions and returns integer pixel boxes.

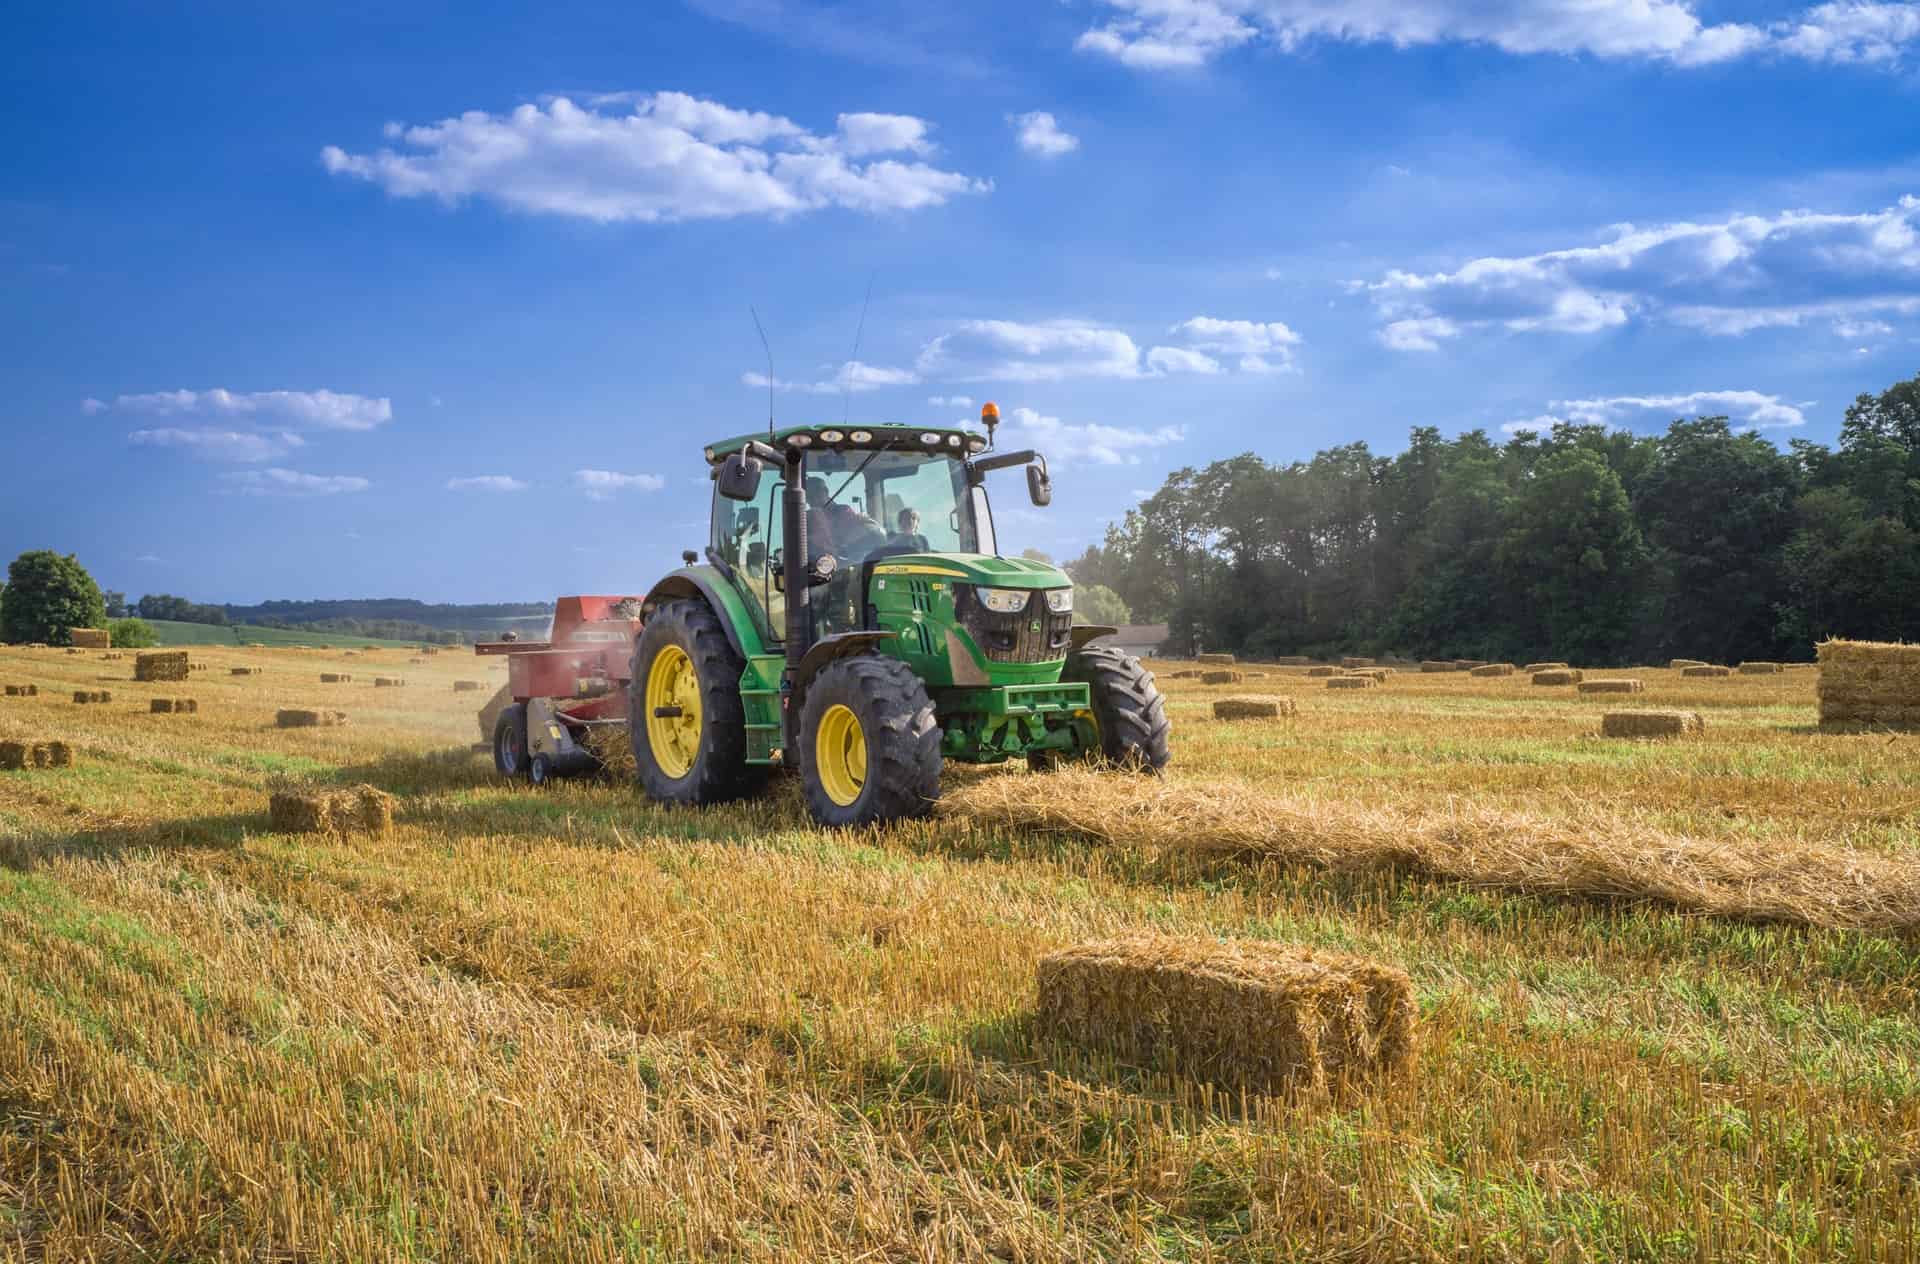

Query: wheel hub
[645,645,704,778]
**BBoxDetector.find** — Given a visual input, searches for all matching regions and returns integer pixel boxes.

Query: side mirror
[1027,461,1052,508]
[717,452,764,502]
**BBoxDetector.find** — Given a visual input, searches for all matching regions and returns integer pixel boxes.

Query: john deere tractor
[628,403,1171,826]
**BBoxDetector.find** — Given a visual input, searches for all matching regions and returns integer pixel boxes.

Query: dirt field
[1,643,1916,1261]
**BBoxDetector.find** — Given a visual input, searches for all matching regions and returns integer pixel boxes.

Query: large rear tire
[629,599,766,806]
[799,656,943,827]
[1063,646,1171,772]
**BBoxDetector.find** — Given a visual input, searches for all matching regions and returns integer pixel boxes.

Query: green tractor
[628,403,1171,826]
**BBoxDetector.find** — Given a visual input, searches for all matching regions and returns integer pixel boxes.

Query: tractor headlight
[977,587,1028,614]
[1044,588,1073,613]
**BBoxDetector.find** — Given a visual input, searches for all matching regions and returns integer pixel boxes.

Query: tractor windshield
[805,448,992,639]
[803,448,991,564]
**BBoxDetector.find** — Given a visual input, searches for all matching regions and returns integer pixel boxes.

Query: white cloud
[1378,317,1461,351]
[1162,316,1301,372]
[323,92,989,223]
[917,320,1145,382]
[1834,317,1894,337]
[1076,1,1920,70]
[1143,346,1223,375]
[446,475,528,492]
[80,397,107,415]
[128,428,305,462]
[1776,3,1920,63]
[999,406,1185,466]
[1009,111,1079,158]
[574,469,666,500]
[98,388,392,431]
[221,468,370,496]
[928,394,974,407]
[742,360,919,394]
[1502,390,1808,433]
[918,315,1300,383]
[1359,197,1920,346]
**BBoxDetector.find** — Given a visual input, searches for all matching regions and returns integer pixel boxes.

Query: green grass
[141,620,424,650]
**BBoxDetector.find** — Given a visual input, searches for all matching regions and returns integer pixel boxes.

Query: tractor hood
[868,553,1069,590]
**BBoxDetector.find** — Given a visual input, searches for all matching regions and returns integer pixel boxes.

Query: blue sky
[6,0,1920,604]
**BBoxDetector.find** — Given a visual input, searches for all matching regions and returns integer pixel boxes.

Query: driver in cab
[804,476,882,560]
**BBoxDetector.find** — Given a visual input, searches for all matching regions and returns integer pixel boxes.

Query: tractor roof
[705,422,990,463]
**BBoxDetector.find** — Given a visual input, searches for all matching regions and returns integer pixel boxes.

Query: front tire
[493,703,530,780]
[1064,646,1172,772]
[629,599,765,806]
[799,656,943,827]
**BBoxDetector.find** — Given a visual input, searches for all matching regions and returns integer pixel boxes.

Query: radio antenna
[843,272,875,428]
[750,305,775,441]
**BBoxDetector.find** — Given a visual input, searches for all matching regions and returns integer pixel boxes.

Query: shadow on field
[328,746,492,796]
[0,808,259,872]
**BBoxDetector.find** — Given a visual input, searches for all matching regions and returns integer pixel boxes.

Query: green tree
[1499,447,1650,664]
[2,551,106,645]
[1019,547,1054,565]
[1072,583,1131,627]
[1636,417,1800,663]
[108,616,159,648]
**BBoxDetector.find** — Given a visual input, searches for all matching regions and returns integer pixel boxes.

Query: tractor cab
[611,404,1172,827]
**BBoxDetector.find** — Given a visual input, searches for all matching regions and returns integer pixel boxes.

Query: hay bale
[1213,696,1296,720]
[1327,675,1376,690]
[268,783,392,838]
[374,677,405,687]
[150,698,198,714]
[1522,662,1568,674]
[276,708,348,728]
[408,657,425,665]
[134,651,190,683]
[71,690,111,704]
[1670,659,1708,670]
[4,684,38,697]
[1200,670,1243,685]
[68,628,110,649]
[1196,652,1235,666]
[101,652,123,661]
[1738,662,1785,675]
[1531,669,1583,686]
[1470,663,1515,678]
[1578,679,1645,695]
[1169,669,1203,680]
[1681,665,1732,678]
[1274,656,1310,666]
[1817,639,1920,730]
[453,679,485,693]
[1419,660,1458,673]
[1035,935,1416,1093]
[1340,657,1373,669]
[1,741,74,771]
[1453,659,1487,670]
[230,666,260,676]
[319,673,354,684]
[1602,710,1704,738]
[1306,666,1339,678]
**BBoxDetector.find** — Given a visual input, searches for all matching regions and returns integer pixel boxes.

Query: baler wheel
[493,703,530,781]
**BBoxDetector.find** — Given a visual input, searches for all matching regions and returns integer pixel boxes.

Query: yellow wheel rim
[815,704,867,808]
[645,644,703,779]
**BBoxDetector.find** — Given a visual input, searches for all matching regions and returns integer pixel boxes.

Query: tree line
[1067,370,1920,666]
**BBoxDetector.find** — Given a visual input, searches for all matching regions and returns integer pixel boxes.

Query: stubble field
[0,642,1916,1261]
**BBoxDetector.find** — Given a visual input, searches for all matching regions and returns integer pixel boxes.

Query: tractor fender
[642,566,769,662]
[1069,624,1119,651]
[794,631,894,694]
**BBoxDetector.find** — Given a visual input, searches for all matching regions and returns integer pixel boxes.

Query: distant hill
[144,620,425,650]
[229,595,556,630]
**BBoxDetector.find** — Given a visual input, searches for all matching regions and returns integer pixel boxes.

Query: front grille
[956,585,1073,664]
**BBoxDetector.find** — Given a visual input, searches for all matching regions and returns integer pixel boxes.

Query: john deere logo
[1029,620,1041,632]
